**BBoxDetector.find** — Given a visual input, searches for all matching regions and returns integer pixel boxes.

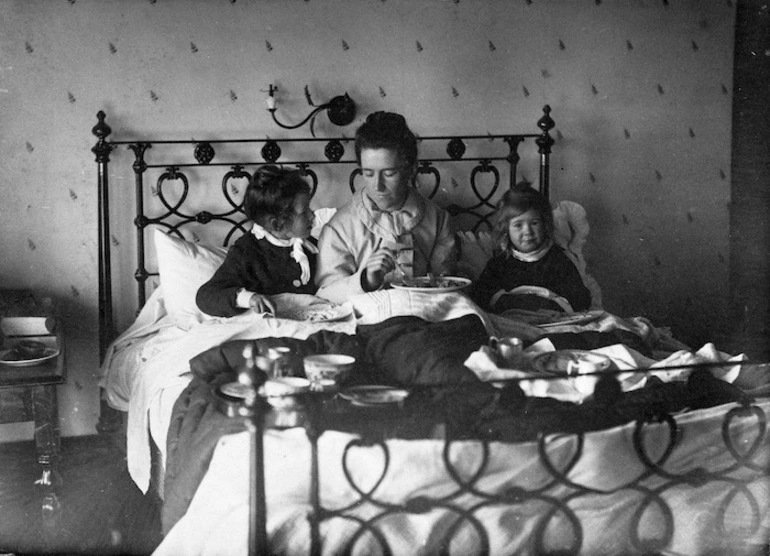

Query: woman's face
[273,192,314,240]
[507,208,546,253]
[360,148,412,212]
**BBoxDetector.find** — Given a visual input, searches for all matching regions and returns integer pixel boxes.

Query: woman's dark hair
[492,182,554,252]
[354,111,418,167]
[244,165,310,227]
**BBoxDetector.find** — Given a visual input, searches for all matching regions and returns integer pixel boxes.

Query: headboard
[91,106,555,362]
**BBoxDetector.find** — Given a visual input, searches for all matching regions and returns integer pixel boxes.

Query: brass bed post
[129,143,151,310]
[536,105,555,200]
[92,111,114,365]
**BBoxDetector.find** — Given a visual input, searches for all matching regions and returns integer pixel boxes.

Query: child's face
[273,193,314,240]
[507,208,546,253]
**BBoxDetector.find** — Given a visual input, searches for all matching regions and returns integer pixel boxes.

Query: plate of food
[278,303,353,323]
[0,347,60,367]
[339,385,410,407]
[391,275,471,293]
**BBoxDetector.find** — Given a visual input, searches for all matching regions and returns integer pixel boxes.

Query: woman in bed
[469,185,591,314]
[196,165,318,317]
[315,111,456,304]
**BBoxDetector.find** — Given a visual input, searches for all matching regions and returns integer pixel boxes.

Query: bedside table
[0,315,65,525]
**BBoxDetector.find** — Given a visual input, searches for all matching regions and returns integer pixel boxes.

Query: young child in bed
[195,165,318,317]
[469,185,591,314]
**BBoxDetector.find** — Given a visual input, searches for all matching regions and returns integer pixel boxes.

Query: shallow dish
[259,377,311,409]
[278,303,353,323]
[339,385,410,407]
[531,350,613,376]
[303,354,356,384]
[391,275,471,293]
[0,348,60,367]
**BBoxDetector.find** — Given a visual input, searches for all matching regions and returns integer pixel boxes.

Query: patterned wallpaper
[0,0,735,438]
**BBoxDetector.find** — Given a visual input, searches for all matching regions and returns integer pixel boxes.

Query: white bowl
[259,377,310,408]
[303,354,356,385]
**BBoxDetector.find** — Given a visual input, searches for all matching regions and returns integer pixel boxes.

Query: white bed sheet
[153,398,770,556]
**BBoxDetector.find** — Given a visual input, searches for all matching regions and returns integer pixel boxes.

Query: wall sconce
[265,84,356,136]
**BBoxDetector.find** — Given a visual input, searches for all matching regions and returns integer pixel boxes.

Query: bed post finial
[92,111,113,162]
[536,105,555,200]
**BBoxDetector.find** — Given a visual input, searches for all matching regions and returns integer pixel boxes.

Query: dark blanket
[160,314,751,535]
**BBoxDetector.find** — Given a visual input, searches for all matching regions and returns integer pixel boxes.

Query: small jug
[489,336,524,368]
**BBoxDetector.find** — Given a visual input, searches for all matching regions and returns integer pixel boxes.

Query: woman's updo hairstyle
[244,165,310,228]
[492,181,554,253]
[354,111,418,168]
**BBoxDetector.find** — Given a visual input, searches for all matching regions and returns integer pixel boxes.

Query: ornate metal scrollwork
[349,168,362,194]
[129,143,151,174]
[415,162,440,199]
[446,137,466,160]
[324,139,345,163]
[222,165,251,211]
[194,142,215,165]
[470,160,500,209]
[296,163,319,198]
[261,140,281,163]
[156,167,190,216]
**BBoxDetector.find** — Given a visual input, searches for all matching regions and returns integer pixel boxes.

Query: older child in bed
[196,165,318,317]
[469,186,591,314]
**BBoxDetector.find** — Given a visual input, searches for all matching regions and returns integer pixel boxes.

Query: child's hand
[249,294,276,315]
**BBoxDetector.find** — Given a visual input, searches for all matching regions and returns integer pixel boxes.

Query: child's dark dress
[196,234,318,317]
[470,246,590,313]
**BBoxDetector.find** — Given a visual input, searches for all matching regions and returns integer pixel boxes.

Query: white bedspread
[153,399,770,556]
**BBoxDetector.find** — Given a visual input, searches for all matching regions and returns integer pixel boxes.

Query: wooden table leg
[31,384,62,525]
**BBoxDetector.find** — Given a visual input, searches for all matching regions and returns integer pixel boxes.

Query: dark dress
[196,234,318,317]
[469,246,591,313]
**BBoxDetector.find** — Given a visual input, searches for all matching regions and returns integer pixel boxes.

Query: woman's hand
[363,246,397,291]
[249,293,276,315]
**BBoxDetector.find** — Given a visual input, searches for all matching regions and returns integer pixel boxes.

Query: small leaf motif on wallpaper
[541,69,551,78]
[265,40,273,52]
[718,253,725,263]
[26,142,33,153]
[522,86,530,97]
[662,0,669,7]
[150,90,159,102]
[230,184,239,196]
[689,128,695,138]
[191,231,201,243]
[591,84,598,95]
[229,90,238,102]
[190,42,198,53]
[74,380,83,391]
[69,189,78,200]
[304,85,314,106]
[68,0,76,4]
[589,172,596,183]
[111,235,120,246]
[556,129,564,141]
[558,39,565,51]
[626,40,634,51]
[451,177,459,189]
[109,42,117,54]
[657,84,665,95]
[451,87,459,98]
[68,92,76,103]
[25,42,34,54]
[488,40,496,52]
[691,40,699,52]
[595,0,602,5]
[70,285,80,297]
[655,170,662,181]
[622,214,629,224]
[687,212,694,222]
[148,0,156,4]
[28,239,36,251]
[653,255,662,267]
[416,41,423,52]
[151,186,158,197]
[624,128,630,139]
[341,40,349,51]
[719,169,726,180]
[721,84,728,95]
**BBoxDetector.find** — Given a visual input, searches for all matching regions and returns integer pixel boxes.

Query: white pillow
[154,229,227,329]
